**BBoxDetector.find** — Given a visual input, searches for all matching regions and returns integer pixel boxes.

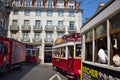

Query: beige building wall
[8,0,82,63]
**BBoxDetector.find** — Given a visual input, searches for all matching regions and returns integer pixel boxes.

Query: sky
[79,0,109,23]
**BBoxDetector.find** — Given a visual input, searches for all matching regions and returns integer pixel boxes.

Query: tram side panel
[82,63,120,80]
[52,58,68,71]
[73,58,81,76]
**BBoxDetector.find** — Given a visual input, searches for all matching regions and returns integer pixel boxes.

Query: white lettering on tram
[49,73,62,80]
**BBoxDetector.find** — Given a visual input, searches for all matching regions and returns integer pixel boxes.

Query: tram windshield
[68,46,74,58]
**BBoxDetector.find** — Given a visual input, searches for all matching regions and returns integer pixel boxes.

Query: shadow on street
[0,62,37,80]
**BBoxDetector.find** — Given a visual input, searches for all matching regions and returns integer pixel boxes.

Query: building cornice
[11,7,82,12]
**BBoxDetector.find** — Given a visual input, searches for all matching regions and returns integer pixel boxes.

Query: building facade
[0,0,11,38]
[8,0,82,63]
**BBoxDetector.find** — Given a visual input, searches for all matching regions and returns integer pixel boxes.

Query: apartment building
[8,0,82,63]
[0,0,11,38]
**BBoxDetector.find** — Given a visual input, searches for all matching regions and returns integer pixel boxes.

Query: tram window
[96,23,107,38]
[95,38,108,64]
[110,13,120,30]
[111,33,120,66]
[61,47,65,58]
[76,44,81,57]
[68,46,74,58]
[85,42,93,61]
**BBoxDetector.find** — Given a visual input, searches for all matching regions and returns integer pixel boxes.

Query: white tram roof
[53,41,81,49]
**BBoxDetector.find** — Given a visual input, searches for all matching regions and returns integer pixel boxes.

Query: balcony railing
[45,25,54,31]
[57,26,65,31]
[10,25,19,31]
[22,25,31,31]
[44,38,53,43]
[68,26,76,31]
[33,25,42,31]
[33,38,42,42]
[21,38,30,42]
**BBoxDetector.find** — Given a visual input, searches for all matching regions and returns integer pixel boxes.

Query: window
[58,1,64,8]
[69,11,74,17]
[95,23,107,64]
[46,32,52,41]
[24,10,30,16]
[25,1,31,7]
[14,0,20,7]
[69,21,75,29]
[35,33,40,38]
[47,1,52,8]
[58,11,64,16]
[76,44,81,57]
[24,20,29,28]
[35,20,40,27]
[68,46,74,58]
[47,20,52,27]
[0,18,5,28]
[57,33,64,38]
[11,33,17,39]
[58,21,63,27]
[95,23,107,38]
[69,1,74,9]
[110,13,120,66]
[13,10,18,15]
[36,10,41,16]
[47,10,52,16]
[23,33,29,40]
[85,30,93,61]
[110,33,120,66]
[37,1,42,7]
[12,20,17,26]
[110,14,120,30]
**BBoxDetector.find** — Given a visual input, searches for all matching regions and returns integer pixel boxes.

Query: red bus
[52,33,82,80]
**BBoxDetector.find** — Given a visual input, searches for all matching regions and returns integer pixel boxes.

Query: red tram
[52,33,82,80]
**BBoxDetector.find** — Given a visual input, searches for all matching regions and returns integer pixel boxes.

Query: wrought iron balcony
[33,38,42,42]
[56,26,65,32]
[22,25,31,31]
[10,25,19,31]
[45,25,54,31]
[33,25,42,32]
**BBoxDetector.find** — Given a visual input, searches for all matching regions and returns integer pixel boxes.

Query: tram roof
[53,41,81,48]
